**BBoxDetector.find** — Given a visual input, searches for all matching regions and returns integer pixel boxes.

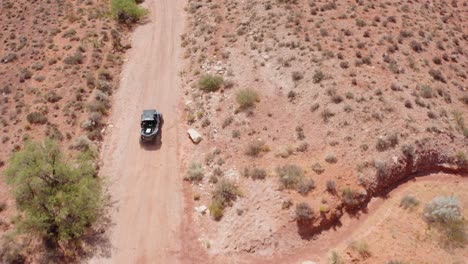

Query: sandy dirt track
[92,0,185,263]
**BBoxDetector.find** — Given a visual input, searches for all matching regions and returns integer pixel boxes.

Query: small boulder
[188,128,202,144]
[195,205,207,214]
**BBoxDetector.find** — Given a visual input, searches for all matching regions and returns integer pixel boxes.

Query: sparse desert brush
[209,179,240,220]
[184,161,204,182]
[236,88,259,110]
[342,188,359,207]
[213,179,240,206]
[321,108,335,122]
[349,240,371,258]
[313,69,325,83]
[111,0,148,24]
[329,251,344,264]
[326,180,337,193]
[198,74,224,92]
[295,202,314,222]
[26,112,48,125]
[245,140,269,157]
[277,164,304,189]
[325,154,337,164]
[376,133,399,151]
[297,178,315,195]
[400,195,420,209]
[63,52,84,65]
[209,198,224,220]
[243,166,267,180]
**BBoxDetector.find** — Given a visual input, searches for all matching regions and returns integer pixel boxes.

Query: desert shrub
[409,41,423,52]
[424,196,462,223]
[222,116,234,128]
[401,144,415,158]
[87,100,107,114]
[245,140,268,157]
[350,241,371,258]
[185,161,204,182]
[297,178,315,195]
[209,198,224,220]
[423,196,466,246]
[419,85,433,98]
[329,251,344,264]
[26,112,48,125]
[243,167,267,180]
[71,135,97,152]
[428,69,446,83]
[236,88,259,110]
[311,162,325,174]
[400,195,420,209]
[313,70,325,83]
[295,202,314,221]
[460,95,468,106]
[342,188,359,207]
[325,154,337,163]
[326,180,337,193]
[4,139,102,247]
[111,0,148,24]
[232,130,240,138]
[277,164,304,189]
[296,142,309,152]
[355,18,366,27]
[321,108,335,122]
[310,102,320,112]
[45,91,62,103]
[376,133,398,151]
[292,71,304,81]
[198,74,224,92]
[0,239,26,264]
[63,52,84,65]
[213,179,240,206]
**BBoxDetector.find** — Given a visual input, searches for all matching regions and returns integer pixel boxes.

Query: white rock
[187,128,202,144]
[195,205,207,214]
[302,261,317,264]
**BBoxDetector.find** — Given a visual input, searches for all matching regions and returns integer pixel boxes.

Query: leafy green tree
[4,139,102,248]
[111,0,148,24]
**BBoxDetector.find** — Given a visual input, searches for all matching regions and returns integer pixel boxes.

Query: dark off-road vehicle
[140,109,162,142]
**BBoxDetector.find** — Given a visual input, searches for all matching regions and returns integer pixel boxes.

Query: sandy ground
[90,0,186,263]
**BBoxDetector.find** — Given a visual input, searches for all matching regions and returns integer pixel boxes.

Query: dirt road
[92,0,185,263]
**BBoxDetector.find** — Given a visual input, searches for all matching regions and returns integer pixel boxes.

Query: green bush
[4,139,102,247]
[236,89,259,110]
[111,0,148,24]
[198,74,224,92]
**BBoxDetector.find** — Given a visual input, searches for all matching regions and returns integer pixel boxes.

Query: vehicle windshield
[142,120,155,128]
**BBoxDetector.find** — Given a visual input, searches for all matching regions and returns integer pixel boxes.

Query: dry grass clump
[199,74,224,92]
[236,88,259,110]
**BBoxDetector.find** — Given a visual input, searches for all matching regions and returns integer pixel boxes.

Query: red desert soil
[90,0,186,263]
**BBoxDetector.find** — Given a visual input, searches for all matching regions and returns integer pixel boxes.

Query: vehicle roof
[141,109,158,121]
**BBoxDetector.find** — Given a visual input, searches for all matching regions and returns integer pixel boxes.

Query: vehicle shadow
[139,118,163,151]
